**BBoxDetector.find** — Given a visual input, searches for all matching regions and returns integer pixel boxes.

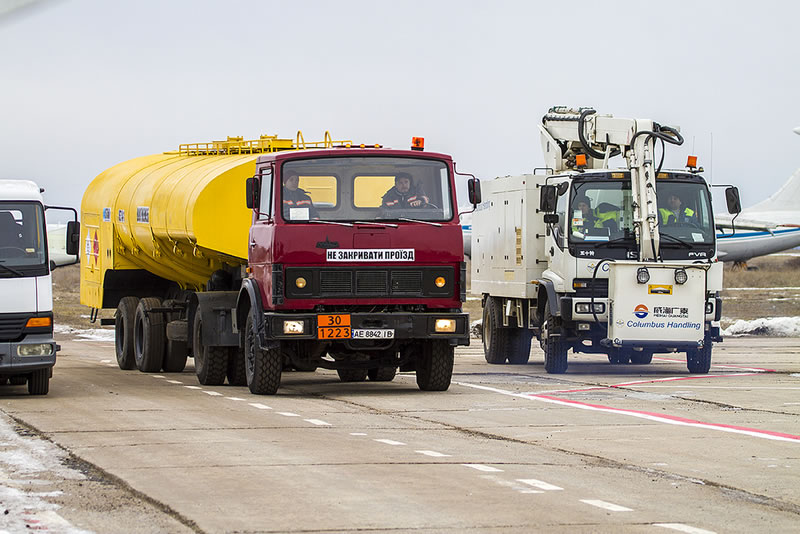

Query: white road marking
[416,450,451,457]
[106,364,117,367]
[305,419,332,426]
[374,439,406,446]
[100,359,111,363]
[517,478,563,491]
[151,374,165,378]
[184,385,202,390]
[654,523,716,534]
[249,403,272,410]
[580,499,633,512]
[350,432,367,436]
[277,412,300,417]
[204,391,223,396]
[226,397,246,401]
[462,464,503,472]
[484,475,543,494]
[166,380,183,384]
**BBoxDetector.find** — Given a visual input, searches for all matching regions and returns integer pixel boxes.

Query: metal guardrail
[177,131,353,156]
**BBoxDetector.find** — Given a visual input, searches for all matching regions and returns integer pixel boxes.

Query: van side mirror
[246,177,260,210]
[467,178,481,206]
[725,186,742,214]
[66,220,80,256]
[540,185,556,212]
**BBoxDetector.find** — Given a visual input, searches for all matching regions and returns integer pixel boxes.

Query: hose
[578,109,621,160]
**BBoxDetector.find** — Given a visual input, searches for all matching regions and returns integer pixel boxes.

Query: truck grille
[0,314,29,341]
[391,271,423,294]
[355,271,388,294]
[289,267,450,299]
[320,271,352,294]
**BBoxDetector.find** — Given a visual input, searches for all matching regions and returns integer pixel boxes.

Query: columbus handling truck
[471,108,742,373]
[80,133,475,394]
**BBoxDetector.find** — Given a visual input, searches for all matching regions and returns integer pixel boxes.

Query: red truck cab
[238,147,470,394]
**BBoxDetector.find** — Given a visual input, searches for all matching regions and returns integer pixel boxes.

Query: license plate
[352,329,395,339]
[317,314,351,339]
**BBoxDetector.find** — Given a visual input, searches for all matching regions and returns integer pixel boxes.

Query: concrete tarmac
[0,336,798,533]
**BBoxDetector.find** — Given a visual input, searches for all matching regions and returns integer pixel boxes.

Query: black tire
[244,314,282,394]
[608,349,632,364]
[193,312,228,385]
[630,350,653,365]
[687,335,712,374]
[227,347,247,386]
[9,376,26,385]
[367,367,397,381]
[416,340,454,391]
[134,298,165,373]
[507,329,533,364]
[482,297,508,364]
[28,368,49,395]
[542,304,568,374]
[163,339,188,372]
[337,368,368,382]
[115,296,139,370]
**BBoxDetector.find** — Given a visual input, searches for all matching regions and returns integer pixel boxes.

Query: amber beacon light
[411,137,425,151]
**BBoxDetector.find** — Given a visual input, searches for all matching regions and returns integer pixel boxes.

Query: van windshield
[280,157,453,223]
[0,202,47,274]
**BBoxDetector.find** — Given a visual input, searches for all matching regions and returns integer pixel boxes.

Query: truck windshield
[568,181,635,243]
[280,157,453,223]
[655,180,715,245]
[0,202,47,273]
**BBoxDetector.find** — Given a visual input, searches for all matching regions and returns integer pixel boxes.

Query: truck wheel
[482,297,509,364]
[608,349,631,364]
[134,298,165,373]
[115,296,139,370]
[28,369,49,395]
[227,348,247,386]
[687,338,712,374]
[542,305,568,374]
[630,350,653,365]
[193,312,228,385]
[368,367,397,382]
[416,340,454,391]
[244,314,282,394]
[337,368,368,382]
[163,320,188,372]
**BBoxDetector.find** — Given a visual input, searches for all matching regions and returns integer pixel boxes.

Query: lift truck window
[0,202,47,269]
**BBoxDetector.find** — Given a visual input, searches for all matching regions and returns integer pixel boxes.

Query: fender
[237,278,277,350]
[194,291,239,347]
[537,279,560,317]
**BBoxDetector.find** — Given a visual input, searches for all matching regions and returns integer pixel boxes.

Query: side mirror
[467,178,481,206]
[725,186,742,214]
[246,177,260,210]
[66,220,80,256]
[543,213,559,224]
[540,185,556,212]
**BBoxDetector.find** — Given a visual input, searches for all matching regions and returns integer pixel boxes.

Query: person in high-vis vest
[659,193,694,225]
[571,195,619,235]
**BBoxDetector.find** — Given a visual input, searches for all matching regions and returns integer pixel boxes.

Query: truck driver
[571,195,618,235]
[381,172,429,209]
[282,171,318,220]
[659,193,695,225]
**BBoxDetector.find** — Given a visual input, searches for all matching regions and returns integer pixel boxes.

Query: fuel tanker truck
[80,133,477,394]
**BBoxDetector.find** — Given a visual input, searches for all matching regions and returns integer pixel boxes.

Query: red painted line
[529,394,800,443]
[653,357,775,373]
[547,373,760,394]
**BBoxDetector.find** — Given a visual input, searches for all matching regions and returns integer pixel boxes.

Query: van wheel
[193,312,228,385]
[542,305,568,374]
[244,314,281,394]
[115,296,139,370]
[134,298,165,373]
[28,369,49,395]
[416,340,454,391]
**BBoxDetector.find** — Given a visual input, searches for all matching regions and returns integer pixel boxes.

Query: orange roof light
[687,155,698,168]
[575,154,587,168]
[411,137,425,151]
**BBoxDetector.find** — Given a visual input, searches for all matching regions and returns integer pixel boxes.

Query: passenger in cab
[282,171,318,220]
[381,173,429,209]
[571,195,619,235]
[659,193,694,225]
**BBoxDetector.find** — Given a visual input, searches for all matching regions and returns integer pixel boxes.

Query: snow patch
[54,324,115,342]
[722,317,800,337]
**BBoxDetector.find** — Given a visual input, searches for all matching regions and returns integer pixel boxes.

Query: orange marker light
[687,155,698,168]
[411,137,425,151]
[575,154,587,167]
[25,317,52,328]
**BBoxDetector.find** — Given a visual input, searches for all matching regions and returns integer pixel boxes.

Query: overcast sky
[1,0,798,216]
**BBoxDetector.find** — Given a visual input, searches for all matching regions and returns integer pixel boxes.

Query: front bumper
[262,311,470,346]
[0,334,58,375]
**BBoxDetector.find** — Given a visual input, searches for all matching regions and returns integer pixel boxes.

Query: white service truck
[471,107,742,374]
[0,180,79,394]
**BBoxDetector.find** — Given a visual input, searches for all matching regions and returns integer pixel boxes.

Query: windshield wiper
[354,221,398,228]
[0,262,24,277]
[592,236,635,249]
[659,233,692,248]
[307,220,353,227]
[397,217,442,227]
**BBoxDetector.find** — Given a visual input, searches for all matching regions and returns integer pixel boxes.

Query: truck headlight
[283,320,305,334]
[434,319,456,332]
[636,267,650,284]
[575,303,605,314]
[674,268,688,285]
[17,344,54,357]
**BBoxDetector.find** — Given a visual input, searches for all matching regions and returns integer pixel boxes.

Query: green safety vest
[659,207,694,225]
[571,207,618,233]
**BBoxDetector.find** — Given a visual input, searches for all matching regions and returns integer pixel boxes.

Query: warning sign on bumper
[326,249,415,262]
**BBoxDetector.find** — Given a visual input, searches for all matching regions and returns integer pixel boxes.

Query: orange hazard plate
[317,314,351,339]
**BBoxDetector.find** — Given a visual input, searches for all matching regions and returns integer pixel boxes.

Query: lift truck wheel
[629,350,653,365]
[608,349,632,364]
[134,298,166,373]
[416,340,454,391]
[27,368,49,395]
[192,312,229,385]
[368,367,397,381]
[244,314,282,394]
[687,333,712,374]
[115,296,140,370]
[542,305,568,374]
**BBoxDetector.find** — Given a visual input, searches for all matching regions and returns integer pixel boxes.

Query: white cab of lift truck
[0,180,79,394]
[471,107,742,374]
